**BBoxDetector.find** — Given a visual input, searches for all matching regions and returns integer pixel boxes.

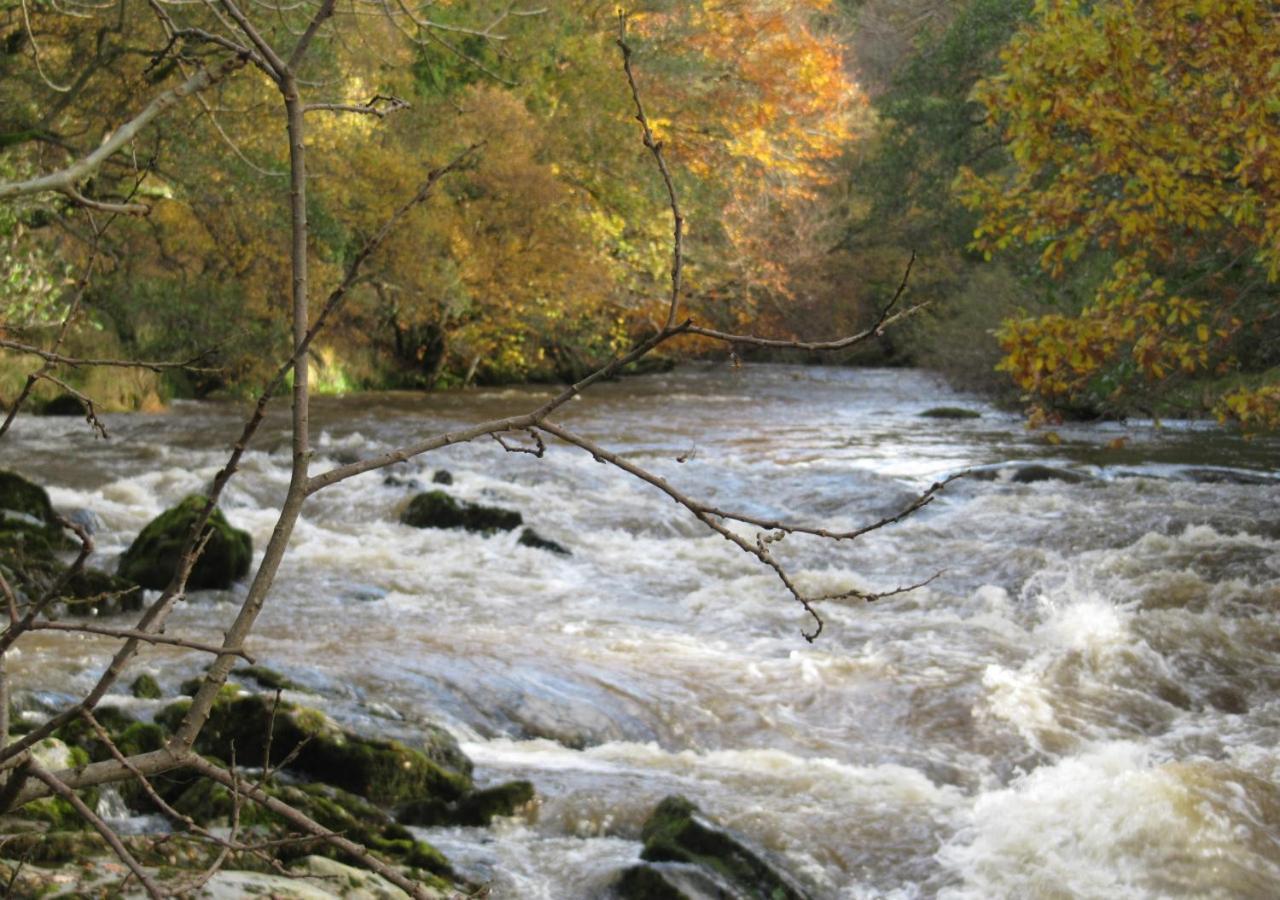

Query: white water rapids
[5,365,1280,898]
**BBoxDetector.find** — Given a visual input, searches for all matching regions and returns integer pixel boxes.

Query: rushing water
[5,365,1280,898]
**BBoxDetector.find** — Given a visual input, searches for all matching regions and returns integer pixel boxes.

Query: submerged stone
[117,494,252,590]
[919,406,981,419]
[397,780,535,827]
[401,490,522,534]
[637,796,810,900]
[518,528,571,556]
[0,471,140,616]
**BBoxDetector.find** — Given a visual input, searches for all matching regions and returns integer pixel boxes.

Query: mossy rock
[398,779,534,827]
[158,694,472,806]
[232,664,300,692]
[117,495,252,590]
[130,673,163,700]
[0,470,58,525]
[919,406,981,419]
[401,490,522,534]
[64,566,143,616]
[638,796,810,900]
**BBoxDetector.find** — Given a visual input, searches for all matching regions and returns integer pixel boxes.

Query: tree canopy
[958,0,1280,427]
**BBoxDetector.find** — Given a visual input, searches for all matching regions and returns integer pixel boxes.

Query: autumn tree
[958,0,1280,427]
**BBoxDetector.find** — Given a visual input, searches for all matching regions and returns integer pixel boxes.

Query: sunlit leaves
[960,0,1280,426]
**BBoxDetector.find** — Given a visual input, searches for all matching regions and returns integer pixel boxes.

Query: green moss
[129,674,163,700]
[165,694,472,806]
[0,470,57,524]
[21,797,91,831]
[117,495,252,590]
[400,490,522,533]
[233,665,300,692]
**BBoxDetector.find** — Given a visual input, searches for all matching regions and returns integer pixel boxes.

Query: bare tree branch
[28,761,165,899]
[0,53,248,207]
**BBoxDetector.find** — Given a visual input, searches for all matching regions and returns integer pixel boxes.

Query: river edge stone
[117,494,252,590]
[401,490,522,533]
[0,469,142,616]
[2,683,535,895]
[621,795,812,900]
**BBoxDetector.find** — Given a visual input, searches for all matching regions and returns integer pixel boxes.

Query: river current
[5,365,1280,898]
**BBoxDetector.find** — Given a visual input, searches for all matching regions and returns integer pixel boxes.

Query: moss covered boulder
[401,490,522,533]
[0,470,139,615]
[157,694,473,806]
[117,495,252,590]
[634,796,810,900]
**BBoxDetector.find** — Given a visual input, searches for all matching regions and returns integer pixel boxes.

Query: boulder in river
[627,795,811,900]
[401,490,522,533]
[117,495,252,590]
[156,693,474,806]
[0,470,140,615]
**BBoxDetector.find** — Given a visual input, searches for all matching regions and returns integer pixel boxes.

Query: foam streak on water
[5,366,1280,898]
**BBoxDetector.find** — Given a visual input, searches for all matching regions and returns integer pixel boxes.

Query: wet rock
[919,406,981,419]
[117,494,252,590]
[37,394,85,416]
[383,474,424,490]
[1206,686,1249,715]
[293,855,414,899]
[64,566,143,615]
[129,674,163,699]
[346,583,389,602]
[967,463,1087,484]
[518,528,571,556]
[397,779,535,827]
[432,470,454,485]
[0,470,64,548]
[636,796,810,900]
[233,664,301,692]
[0,471,140,616]
[616,862,743,900]
[401,490,522,534]
[156,694,473,806]
[1180,467,1277,486]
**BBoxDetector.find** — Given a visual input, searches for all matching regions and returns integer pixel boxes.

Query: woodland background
[3,0,1278,429]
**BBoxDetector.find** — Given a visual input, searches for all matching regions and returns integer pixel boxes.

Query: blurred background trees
[3,0,1277,428]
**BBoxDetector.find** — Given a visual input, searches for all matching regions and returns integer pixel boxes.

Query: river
[5,365,1280,898]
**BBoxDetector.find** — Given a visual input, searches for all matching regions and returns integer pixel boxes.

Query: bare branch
[0,53,249,206]
[187,755,443,900]
[28,761,165,899]
[28,622,253,661]
[304,94,410,117]
[618,14,684,329]
[0,339,219,373]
